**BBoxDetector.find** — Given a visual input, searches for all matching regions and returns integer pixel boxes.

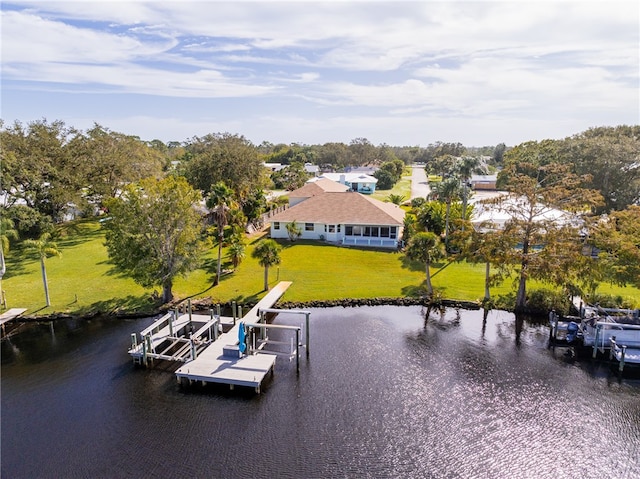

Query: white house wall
[270,222,402,248]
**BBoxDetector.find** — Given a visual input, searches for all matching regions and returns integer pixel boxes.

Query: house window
[274,222,280,230]
[328,224,336,233]
[305,223,314,231]
[380,227,390,238]
[346,226,353,235]
[390,227,397,239]
[363,227,371,237]
[370,226,379,237]
[353,225,363,236]
[337,224,341,233]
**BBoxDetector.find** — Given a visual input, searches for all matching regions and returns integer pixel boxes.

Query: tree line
[404,126,640,312]
[1,118,638,310]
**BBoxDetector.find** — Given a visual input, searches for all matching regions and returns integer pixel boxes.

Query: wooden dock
[0,308,27,337]
[175,282,293,393]
[0,308,27,326]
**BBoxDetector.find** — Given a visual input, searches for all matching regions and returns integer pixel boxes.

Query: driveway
[410,164,431,199]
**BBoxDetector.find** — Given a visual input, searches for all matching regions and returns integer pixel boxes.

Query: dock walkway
[0,308,27,326]
[1,308,27,336]
[174,282,292,393]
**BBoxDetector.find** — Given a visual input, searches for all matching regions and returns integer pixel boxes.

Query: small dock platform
[0,308,27,326]
[175,282,292,393]
[1,308,27,337]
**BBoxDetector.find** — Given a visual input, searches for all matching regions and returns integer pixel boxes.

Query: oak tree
[103,176,205,303]
[492,161,602,311]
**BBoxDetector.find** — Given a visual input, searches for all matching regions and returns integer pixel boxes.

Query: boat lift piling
[258,308,310,358]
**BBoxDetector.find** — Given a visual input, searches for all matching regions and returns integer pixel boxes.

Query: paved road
[410,164,430,199]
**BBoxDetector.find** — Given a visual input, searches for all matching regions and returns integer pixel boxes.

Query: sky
[1,0,638,147]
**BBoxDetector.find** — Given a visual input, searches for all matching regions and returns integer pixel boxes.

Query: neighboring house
[264,162,286,172]
[269,186,405,248]
[312,172,378,194]
[264,162,320,176]
[470,174,498,190]
[304,163,320,176]
[345,165,378,175]
[470,195,579,232]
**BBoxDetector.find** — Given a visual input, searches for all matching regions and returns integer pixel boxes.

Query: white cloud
[2,1,638,146]
[1,10,173,63]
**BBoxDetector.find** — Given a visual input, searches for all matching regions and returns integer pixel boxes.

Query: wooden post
[190,335,196,360]
[188,299,192,322]
[609,337,616,360]
[169,310,174,337]
[216,304,221,318]
[131,333,137,350]
[296,328,300,373]
[142,339,147,366]
[251,327,256,352]
[305,312,310,357]
[620,345,627,372]
[238,305,243,320]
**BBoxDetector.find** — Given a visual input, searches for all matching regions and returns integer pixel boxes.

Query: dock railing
[592,322,640,358]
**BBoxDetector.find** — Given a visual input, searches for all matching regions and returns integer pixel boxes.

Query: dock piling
[305,312,310,357]
[296,328,300,373]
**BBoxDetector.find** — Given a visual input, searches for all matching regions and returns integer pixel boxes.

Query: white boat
[549,305,640,372]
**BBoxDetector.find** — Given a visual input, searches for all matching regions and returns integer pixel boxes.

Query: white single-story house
[471,195,579,232]
[269,185,405,248]
[264,162,320,176]
[311,172,378,194]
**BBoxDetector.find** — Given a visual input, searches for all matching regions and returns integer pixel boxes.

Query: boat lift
[247,308,311,372]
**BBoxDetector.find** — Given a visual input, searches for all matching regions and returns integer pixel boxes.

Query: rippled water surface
[2,307,639,478]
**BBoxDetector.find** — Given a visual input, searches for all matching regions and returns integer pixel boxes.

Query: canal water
[2,306,639,478]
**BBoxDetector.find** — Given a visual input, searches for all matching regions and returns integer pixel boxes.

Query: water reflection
[2,307,639,479]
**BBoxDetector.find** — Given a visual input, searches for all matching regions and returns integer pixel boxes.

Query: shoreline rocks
[14,296,482,323]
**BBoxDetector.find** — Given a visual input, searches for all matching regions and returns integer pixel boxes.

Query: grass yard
[3,219,639,317]
[371,173,412,203]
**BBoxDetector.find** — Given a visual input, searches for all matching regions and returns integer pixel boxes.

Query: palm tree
[23,232,62,307]
[387,194,406,205]
[228,239,246,269]
[428,177,461,249]
[405,232,444,296]
[0,216,19,308]
[251,239,282,291]
[207,181,235,285]
[286,220,302,242]
[455,156,485,222]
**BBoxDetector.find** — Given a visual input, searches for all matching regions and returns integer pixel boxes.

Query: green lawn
[371,174,412,202]
[4,219,639,316]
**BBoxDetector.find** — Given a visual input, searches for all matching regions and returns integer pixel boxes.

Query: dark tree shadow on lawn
[399,254,447,273]
[2,250,29,279]
[55,223,103,248]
